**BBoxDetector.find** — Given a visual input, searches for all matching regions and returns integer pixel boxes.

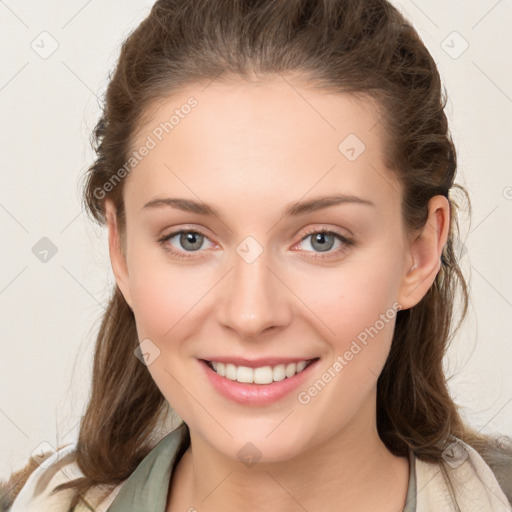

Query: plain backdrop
[1,0,511,480]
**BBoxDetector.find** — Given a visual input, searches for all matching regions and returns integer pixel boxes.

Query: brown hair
[2,0,511,509]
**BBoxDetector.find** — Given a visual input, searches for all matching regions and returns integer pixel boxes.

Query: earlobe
[397,195,450,310]
[105,200,133,309]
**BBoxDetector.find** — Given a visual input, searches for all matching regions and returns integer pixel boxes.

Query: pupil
[182,232,202,251]
[313,233,333,252]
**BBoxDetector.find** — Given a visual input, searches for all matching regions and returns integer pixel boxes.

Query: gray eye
[308,232,336,252]
[176,232,205,251]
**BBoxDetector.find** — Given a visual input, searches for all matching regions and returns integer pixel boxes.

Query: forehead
[125,77,400,218]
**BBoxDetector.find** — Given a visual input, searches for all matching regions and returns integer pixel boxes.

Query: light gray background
[1,0,511,479]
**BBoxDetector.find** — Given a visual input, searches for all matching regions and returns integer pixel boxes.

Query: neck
[167,399,410,512]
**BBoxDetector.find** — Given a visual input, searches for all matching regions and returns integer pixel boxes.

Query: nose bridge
[218,236,291,337]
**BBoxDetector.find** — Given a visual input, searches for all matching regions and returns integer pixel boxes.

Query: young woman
[2,1,511,511]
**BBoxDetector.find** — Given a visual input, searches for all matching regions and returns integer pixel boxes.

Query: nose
[217,245,293,339]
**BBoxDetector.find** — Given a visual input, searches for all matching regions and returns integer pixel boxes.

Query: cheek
[295,254,400,342]
[126,239,188,336]
[293,261,401,418]
[125,250,221,425]
[293,254,402,403]
[130,262,202,341]
[127,242,223,362]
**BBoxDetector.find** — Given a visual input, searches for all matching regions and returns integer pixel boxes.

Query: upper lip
[200,356,319,368]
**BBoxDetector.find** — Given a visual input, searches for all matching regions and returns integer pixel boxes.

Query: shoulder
[4,445,123,512]
[4,423,189,512]
[415,438,512,511]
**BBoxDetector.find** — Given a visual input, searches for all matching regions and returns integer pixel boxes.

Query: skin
[105,75,450,512]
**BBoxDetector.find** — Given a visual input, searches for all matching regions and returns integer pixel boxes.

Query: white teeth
[272,364,286,382]
[237,366,254,383]
[296,360,307,372]
[225,363,237,380]
[285,362,296,378]
[213,362,225,376]
[210,360,312,384]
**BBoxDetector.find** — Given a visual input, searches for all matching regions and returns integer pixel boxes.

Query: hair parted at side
[2,0,511,509]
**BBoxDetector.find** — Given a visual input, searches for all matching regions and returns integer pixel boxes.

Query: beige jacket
[5,436,512,512]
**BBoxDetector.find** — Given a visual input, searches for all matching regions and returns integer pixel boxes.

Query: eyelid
[157,227,216,259]
[296,225,352,242]
[292,226,354,258]
[157,224,215,245]
[158,225,354,260]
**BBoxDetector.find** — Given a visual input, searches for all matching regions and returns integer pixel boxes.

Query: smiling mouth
[201,358,319,385]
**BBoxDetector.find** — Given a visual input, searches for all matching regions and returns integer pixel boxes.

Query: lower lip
[199,358,319,406]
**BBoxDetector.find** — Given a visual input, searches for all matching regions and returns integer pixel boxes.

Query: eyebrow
[142,194,375,218]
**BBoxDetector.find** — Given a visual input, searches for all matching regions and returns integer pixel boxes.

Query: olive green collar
[106,422,190,511]
[106,422,416,511]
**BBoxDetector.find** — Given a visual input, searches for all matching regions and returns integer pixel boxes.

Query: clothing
[6,422,511,512]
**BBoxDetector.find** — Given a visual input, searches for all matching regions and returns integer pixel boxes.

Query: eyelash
[157,227,354,261]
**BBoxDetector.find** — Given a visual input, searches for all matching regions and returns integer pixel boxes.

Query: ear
[397,195,451,310]
[105,199,133,309]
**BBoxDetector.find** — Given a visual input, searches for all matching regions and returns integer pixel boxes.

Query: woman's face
[107,77,445,463]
